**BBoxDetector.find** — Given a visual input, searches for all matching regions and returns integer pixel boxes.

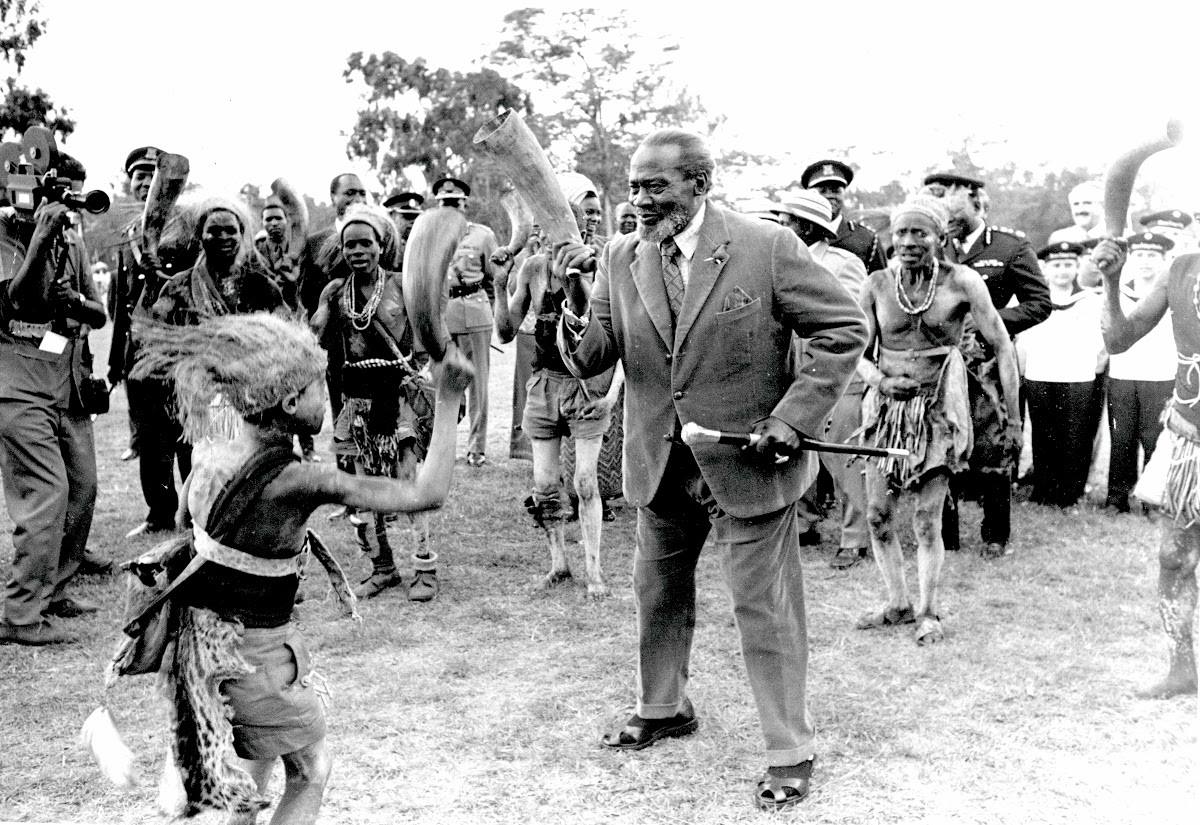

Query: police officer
[107,146,159,462]
[801,159,887,273]
[434,176,499,467]
[1140,209,1194,258]
[924,171,1051,557]
[383,190,424,261]
[109,146,198,538]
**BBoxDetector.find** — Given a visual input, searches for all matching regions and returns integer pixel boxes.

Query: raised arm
[1094,238,1171,354]
[316,348,472,514]
[493,253,540,344]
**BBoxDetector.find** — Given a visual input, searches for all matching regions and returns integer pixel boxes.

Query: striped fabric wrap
[1162,406,1200,527]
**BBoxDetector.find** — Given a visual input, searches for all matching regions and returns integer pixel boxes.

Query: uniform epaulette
[990,225,1026,239]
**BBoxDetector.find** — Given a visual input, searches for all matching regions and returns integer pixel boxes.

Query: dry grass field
[0,327,1196,825]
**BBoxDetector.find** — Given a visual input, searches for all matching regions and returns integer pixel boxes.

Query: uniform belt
[449,283,482,299]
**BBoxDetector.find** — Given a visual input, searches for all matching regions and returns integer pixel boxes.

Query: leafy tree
[344,51,535,235]
[487,8,710,230]
[0,1,74,141]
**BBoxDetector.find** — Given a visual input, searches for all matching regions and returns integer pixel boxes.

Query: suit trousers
[634,445,816,766]
[453,329,491,455]
[129,377,191,528]
[0,398,96,626]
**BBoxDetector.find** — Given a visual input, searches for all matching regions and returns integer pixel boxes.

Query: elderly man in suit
[553,129,868,811]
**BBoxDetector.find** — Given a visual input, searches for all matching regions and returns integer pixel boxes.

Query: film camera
[0,125,110,215]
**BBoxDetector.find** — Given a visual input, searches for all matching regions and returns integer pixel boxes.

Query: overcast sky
[18,0,1200,210]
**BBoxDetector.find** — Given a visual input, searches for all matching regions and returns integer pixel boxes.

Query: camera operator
[0,152,107,646]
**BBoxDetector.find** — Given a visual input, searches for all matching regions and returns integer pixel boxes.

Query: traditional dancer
[856,196,1020,644]
[311,204,441,601]
[99,312,469,824]
[494,173,623,598]
[1095,237,1200,698]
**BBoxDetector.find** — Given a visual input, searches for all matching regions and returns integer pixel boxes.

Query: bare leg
[1137,520,1199,698]
[530,437,570,586]
[859,466,914,628]
[912,472,949,645]
[268,739,331,825]
[226,758,275,825]
[573,435,607,599]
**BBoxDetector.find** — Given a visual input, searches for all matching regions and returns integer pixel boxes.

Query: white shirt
[958,222,986,257]
[1109,285,1175,382]
[668,202,706,288]
[1017,290,1105,382]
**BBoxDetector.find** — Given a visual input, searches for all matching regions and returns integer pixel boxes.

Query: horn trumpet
[269,177,309,269]
[473,109,581,249]
[1103,119,1184,237]
[402,207,467,361]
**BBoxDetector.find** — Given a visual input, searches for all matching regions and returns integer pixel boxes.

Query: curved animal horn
[1104,119,1184,237]
[142,153,190,260]
[473,109,581,249]
[269,178,310,267]
[499,187,534,258]
[402,207,467,361]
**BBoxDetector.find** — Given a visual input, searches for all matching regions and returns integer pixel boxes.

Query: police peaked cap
[801,159,854,189]
[124,146,161,175]
[922,171,985,190]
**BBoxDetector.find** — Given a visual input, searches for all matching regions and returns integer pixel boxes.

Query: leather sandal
[754,758,814,810]
[600,699,697,751]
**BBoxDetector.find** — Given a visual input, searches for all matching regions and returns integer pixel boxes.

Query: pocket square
[723,287,754,311]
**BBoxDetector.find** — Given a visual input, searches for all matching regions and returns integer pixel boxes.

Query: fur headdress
[337,202,400,268]
[132,313,327,442]
[155,190,258,269]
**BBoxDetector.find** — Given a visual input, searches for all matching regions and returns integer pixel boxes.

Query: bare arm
[493,254,538,344]
[1094,239,1171,354]
[962,269,1021,438]
[5,203,72,311]
[854,276,883,387]
[313,349,472,513]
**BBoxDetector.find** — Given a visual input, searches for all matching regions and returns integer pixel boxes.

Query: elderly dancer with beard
[311,204,441,602]
[856,196,1020,645]
[494,173,624,598]
[554,129,867,810]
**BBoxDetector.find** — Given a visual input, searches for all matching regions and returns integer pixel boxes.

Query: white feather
[157,746,188,817]
[80,706,136,789]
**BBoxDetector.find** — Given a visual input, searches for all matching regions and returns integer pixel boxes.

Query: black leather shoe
[46,596,101,618]
[600,699,698,751]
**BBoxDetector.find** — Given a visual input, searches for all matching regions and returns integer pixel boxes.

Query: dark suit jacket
[957,225,1050,336]
[832,217,887,274]
[560,201,868,518]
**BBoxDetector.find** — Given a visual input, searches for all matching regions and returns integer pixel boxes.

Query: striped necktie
[660,237,685,320]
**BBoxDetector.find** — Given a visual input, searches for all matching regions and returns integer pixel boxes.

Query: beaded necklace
[343,270,385,331]
[894,259,940,315]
